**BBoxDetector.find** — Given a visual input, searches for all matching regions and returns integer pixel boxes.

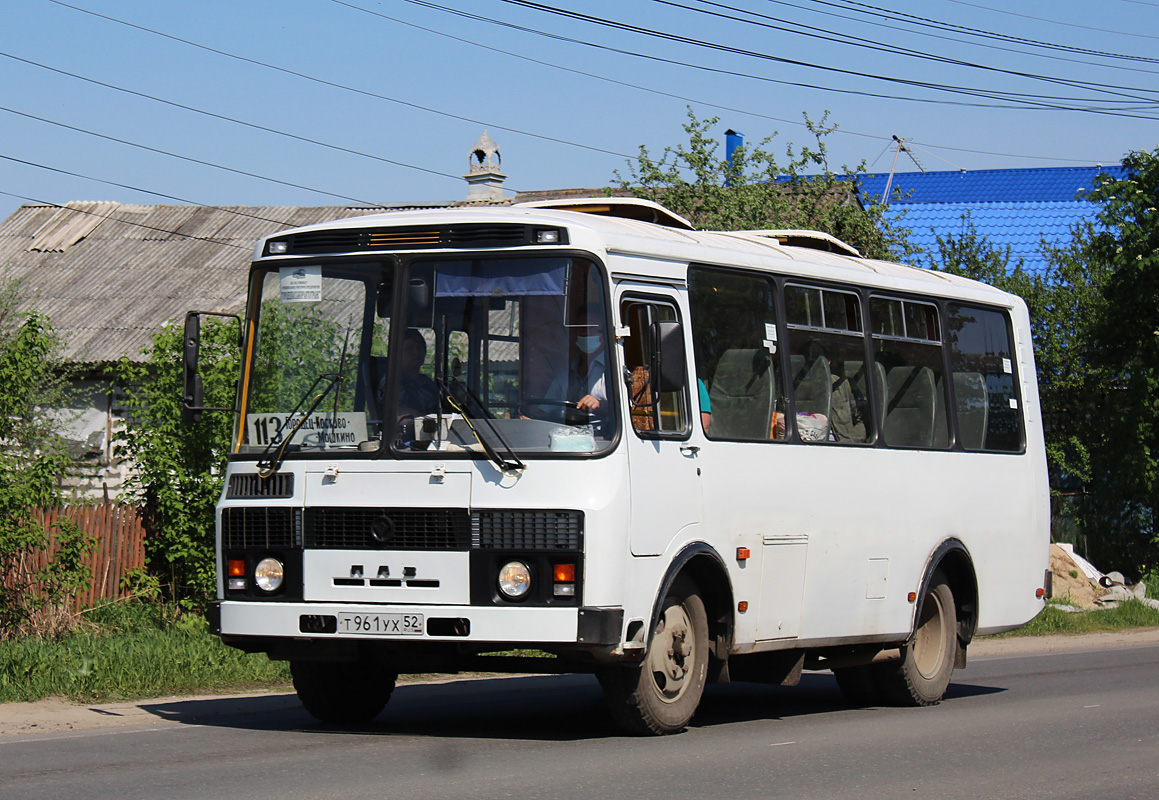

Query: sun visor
[434,258,568,297]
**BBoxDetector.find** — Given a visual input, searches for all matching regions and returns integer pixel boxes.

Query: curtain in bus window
[688,267,785,440]
[946,303,1023,452]
[433,258,567,297]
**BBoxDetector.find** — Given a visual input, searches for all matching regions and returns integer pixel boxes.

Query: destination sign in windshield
[247,412,368,448]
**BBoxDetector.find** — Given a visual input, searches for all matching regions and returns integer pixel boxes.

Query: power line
[493,0,1159,108]
[809,0,1159,60]
[0,152,306,228]
[338,0,1118,164]
[440,0,1159,117]
[45,0,636,162]
[939,0,1159,41]
[0,105,382,205]
[727,0,1159,77]
[659,0,1159,103]
[0,51,466,185]
[0,187,251,250]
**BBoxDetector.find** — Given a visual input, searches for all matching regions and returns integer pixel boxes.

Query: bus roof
[255,200,1022,309]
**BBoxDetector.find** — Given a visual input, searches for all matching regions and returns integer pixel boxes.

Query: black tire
[600,576,709,735]
[290,659,397,724]
[832,665,883,706]
[875,571,957,706]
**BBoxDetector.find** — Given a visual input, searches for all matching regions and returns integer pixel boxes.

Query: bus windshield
[238,255,617,459]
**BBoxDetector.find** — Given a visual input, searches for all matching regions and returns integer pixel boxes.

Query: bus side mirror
[183,312,204,423]
[182,310,242,424]
[653,320,686,394]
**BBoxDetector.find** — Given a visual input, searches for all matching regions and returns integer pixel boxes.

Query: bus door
[618,291,703,556]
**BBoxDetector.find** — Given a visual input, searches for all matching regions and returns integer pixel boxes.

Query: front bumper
[214,600,623,646]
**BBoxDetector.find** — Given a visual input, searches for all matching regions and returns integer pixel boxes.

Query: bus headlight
[497,561,531,599]
[254,558,284,593]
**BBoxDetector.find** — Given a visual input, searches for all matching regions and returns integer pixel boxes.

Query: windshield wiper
[440,377,525,474]
[257,371,344,478]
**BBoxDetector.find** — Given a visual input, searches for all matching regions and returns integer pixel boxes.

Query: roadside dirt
[3,629,1158,739]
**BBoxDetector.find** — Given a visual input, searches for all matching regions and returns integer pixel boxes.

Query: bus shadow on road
[139,671,1005,741]
[692,673,1006,729]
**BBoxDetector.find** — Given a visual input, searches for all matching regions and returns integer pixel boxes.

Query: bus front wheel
[599,576,709,735]
[875,571,957,706]
[290,659,397,724]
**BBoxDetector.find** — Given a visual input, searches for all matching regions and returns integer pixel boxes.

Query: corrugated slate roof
[0,202,391,365]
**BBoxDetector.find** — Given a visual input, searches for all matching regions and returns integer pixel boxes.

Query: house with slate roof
[0,202,417,497]
[0,131,520,498]
[858,165,1127,274]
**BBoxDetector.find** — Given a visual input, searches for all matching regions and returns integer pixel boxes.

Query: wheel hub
[649,604,695,701]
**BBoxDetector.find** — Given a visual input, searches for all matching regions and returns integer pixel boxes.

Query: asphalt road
[2,639,1156,800]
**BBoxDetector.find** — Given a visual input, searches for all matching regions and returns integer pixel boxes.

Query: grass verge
[0,602,290,704]
[989,597,1159,637]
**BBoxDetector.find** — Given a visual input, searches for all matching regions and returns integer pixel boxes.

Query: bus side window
[869,297,949,450]
[688,267,785,440]
[621,299,689,435]
[784,285,871,444]
[946,303,1024,452]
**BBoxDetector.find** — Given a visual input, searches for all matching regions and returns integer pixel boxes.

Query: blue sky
[2,0,1157,221]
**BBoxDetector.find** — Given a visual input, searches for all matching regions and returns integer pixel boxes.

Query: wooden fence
[25,505,147,611]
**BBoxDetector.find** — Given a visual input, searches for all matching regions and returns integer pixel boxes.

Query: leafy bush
[0,277,95,639]
[115,317,240,609]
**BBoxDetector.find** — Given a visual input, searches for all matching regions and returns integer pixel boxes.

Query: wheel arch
[918,538,979,649]
[651,542,735,662]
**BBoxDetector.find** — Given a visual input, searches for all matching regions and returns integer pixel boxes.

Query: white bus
[192,197,1050,735]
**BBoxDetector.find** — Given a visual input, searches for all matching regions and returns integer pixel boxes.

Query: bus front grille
[306,508,472,550]
[226,472,294,499]
[472,510,584,551]
[223,507,584,553]
[221,507,295,549]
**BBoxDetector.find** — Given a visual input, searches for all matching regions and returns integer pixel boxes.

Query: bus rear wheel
[875,571,957,706]
[599,576,709,735]
[290,659,397,724]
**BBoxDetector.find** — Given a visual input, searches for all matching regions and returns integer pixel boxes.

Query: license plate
[337,612,424,636]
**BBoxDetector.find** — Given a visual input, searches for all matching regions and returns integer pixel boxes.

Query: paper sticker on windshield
[248,412,367,448]
[280,266,322,303]
[1002,358,1013,374]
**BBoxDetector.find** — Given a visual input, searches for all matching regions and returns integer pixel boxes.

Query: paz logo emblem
[369,515,394,545]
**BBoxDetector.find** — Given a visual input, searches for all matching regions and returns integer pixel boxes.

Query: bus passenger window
[870,297,949,449]
[946,304,1024,452]
[688,268,785,440]
[621,299,688,435]
[785,285,871,444]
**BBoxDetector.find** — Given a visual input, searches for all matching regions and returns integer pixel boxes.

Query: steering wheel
[517,398,601,426]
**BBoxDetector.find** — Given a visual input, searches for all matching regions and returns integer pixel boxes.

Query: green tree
[0,276,94,639]
[1064,149,1159,573]
[611,108,915,261]
[929,156,1159,576]
[116,318,240,608]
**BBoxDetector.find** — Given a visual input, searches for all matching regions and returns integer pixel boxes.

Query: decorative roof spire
[464,130,506,201]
